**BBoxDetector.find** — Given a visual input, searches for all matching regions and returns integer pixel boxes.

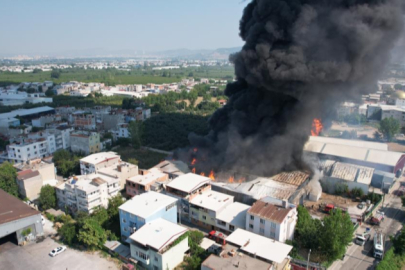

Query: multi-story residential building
[113,123,130,139]
[189,190,234,231]
[55,173,120,214]
[119,191,177,241]
[79,152,120,175]
[215,202,250,234]
[165,173,211,220]
[246,200,297,243]
[14,159,57,200]
[71,112,96,130]
[70,131,100,154]
[135,107,151,121]
[128,218,188,270]
[101,113,125,130]
[7,138,54,163]
[47,126,74,150]
[126,168,168,196]
[98,161,138,190]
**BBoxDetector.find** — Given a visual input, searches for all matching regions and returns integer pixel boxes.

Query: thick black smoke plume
[182,0,404,177]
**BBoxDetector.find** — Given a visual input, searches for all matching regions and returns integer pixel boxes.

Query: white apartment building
[128,218,189,270]
[113,123,130,139]
[381,106,405,127]
[80,152,120,175]
[0,89,53,106]
[7,137,55,163]
[215,202,250,234]
[55,173,120,214]
[80,152,138,189]
[246,200,297,243]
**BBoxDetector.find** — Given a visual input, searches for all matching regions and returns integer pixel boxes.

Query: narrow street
[329,181,405,270]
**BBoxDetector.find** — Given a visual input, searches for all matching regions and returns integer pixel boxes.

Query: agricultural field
[0,66,235,86]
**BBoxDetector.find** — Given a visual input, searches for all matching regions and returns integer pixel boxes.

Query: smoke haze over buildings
[183,0,405,176]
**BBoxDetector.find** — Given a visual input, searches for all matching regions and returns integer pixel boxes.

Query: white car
[49,246,66,257]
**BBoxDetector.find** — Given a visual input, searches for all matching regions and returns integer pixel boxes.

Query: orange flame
[228,176,234,183]
[191,158,197,165]
[209,170,215,180]
[237,177,246,183]
[200,172,205,176]
[192,168,196,173]
[311,118,323,136]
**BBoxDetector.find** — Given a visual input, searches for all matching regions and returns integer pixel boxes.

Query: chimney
[282,200,288,208]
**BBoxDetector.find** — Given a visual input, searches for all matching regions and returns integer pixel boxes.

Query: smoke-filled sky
[185,0,405,177]
[0,0,247,56]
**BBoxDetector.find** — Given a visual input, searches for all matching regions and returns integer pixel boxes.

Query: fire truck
[369,211,385,225]
[208,231,226,245]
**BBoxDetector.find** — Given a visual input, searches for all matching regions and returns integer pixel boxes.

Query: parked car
[49,246,66,257]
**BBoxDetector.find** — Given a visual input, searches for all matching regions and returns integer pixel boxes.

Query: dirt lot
[303,193,367,219]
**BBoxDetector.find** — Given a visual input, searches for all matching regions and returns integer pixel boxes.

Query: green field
[0,66,235,86]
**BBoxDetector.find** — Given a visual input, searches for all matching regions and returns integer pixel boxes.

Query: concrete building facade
[70,131,100,155]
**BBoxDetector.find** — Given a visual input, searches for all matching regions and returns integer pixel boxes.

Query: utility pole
[307,249,311,270]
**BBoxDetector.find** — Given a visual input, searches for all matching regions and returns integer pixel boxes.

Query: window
[154,256,158,262]
[270,232,275,238]
[123,227,128,232]
[260,219,265,224]
[122,218,126,224]
[249,224,253,229]
[259,228,264,234]
[250,215,254,220]
[229,225,235,231]
[27,148,30,151]
[271,222,276,228]
[137,251,148,260]
[153,266,158,270]
[217,220,226,226]
[202,215,206,220]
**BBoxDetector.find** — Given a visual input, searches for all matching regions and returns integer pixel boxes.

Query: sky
[0,0,248,56]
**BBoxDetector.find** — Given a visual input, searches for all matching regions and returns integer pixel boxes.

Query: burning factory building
[175,0,404,205]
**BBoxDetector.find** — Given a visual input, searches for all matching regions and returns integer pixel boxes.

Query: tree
[379,117,400,141]
[129,121,143,149]
[51,70,60,79]
[39,185,56,210]
[320,209,354,261]
[128,158,139,165]
[295,206,321,249]
[59,222,77,245]
[0,162,18,197]
[393,226,405,255]
[45,89,54,97]
[77,218,107,250]
[53,149,81,177]
[105,195,125,237]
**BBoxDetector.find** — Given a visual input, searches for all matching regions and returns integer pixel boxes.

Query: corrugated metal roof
[305,137,404,167]
[248,201,292,223]
[329,162,374,184]
[271,171,309,186]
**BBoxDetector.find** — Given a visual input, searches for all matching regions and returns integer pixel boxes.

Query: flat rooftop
[127,169,167,186]
[216,202,250,228]
[190,190,234,212]
[0,189,40,225]
[201,245,272,270]
[80,152,119,165]
[226,229,292,264]
[166,173,210,193]
[129,218,187,252]
[119,191,177,218]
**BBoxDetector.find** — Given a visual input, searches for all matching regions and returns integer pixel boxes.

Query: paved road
[330,185,405,270]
